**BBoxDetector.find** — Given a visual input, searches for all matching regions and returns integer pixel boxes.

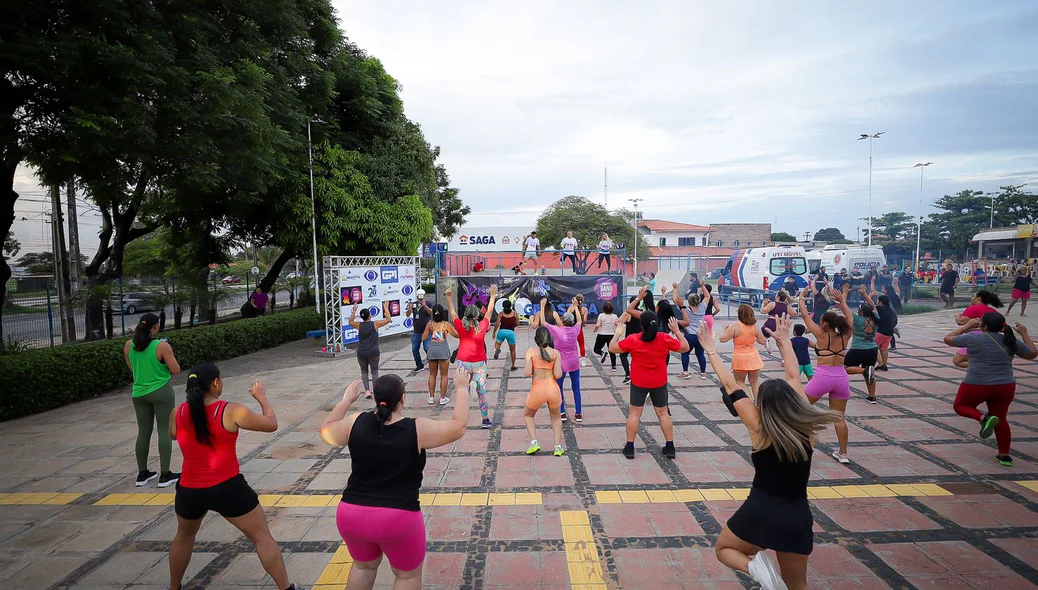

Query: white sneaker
[580,357,588,367]
[439,396,450,406]
[747,552,788,590]
[832,450,850,464]
[427,396,435,405]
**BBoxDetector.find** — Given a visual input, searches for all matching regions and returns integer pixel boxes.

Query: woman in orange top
[720,304,767,400]
[523,327,566,456]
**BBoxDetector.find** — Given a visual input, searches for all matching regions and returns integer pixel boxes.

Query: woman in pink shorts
[797,287,855,463]
[320,371,471,589]
[1006,268,1036,317]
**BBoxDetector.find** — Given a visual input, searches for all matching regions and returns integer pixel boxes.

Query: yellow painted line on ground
[314,543,353,590]
[258,494,283,507]
[560,510,607,589]
[0,492,80,505]
[1015,480,1038,493]
[593,483,956,505]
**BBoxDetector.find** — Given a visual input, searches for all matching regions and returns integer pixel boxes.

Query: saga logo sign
[364,270,378,282]
[458,235,496,246]
[380,266,399,283]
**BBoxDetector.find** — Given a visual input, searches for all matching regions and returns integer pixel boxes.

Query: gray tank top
[357,321,379,358]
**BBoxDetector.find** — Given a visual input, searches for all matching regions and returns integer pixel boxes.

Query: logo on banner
[401,268,416,281]
[594,278,618,300]
[381,266,399,283]
[368,305,380,318]
[367,285,378,298]
[364,270,378,282]
[341,286,363,305]
[403,317,413,329]
[402,284,414,296]
[343,327,359,344]
[342,269,363,281]
[458,235,496,246]
[384,286,401,296]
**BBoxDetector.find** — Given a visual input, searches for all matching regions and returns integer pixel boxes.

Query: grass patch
[2,304,48,314]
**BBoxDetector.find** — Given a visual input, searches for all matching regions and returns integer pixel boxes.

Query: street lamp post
[913,162,932,278]
[858,132,885,247]
[308,118,325,315]
[989,192,996,229]
[629,198,642,287]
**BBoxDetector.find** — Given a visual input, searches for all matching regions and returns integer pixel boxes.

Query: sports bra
[531,349,557,379]
[816,333,847,358]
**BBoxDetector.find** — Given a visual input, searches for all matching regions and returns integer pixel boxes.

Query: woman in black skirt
[700,314,840,590]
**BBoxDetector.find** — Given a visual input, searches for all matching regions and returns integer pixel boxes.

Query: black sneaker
[622,376,631,384]
[876,365,889,372]
[157,472,180,488]
[995,454,1013,466]
[600,352,608,363]
[980,414,1000,439]
[866,396,878,404]
[663,443,676,459]
[622,443,635,459]
[135,470,158,487]
[494,349,501,360]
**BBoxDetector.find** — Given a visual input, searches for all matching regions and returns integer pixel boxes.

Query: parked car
[119,292,160,315]
[285,272,300,280]
[221,275,242,285]
[708,268,723,280]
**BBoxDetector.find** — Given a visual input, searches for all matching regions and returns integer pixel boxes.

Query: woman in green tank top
[123,313,182,487]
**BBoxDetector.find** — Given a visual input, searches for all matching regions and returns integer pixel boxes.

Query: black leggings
[595,253,611,271]
[592,335,616,367]
[620,352,630,378]
[358,355,380,391]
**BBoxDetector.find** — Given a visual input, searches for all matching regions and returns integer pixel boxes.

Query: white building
[637,219,711,248]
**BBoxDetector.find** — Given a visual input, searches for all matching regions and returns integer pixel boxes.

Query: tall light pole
[989,192,997,228]
[308,118,325,314]
[629,197,642,284]
[913,162,932,276]
[858,132,884,247]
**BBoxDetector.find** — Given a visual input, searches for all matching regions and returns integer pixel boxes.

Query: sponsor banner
[446,227,532,252]
[445,275,622,321]
[339,265,418,344]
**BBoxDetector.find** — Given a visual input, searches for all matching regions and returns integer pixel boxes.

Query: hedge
[0,308,324,421]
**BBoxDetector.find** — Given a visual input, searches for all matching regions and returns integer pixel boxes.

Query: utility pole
[913,162,932,278]
[858,132,884,247]
[50,185,75,342]
[66,179,81,291]
[604,167,608,209]
[803,232,811,243]
[629,197,642,285]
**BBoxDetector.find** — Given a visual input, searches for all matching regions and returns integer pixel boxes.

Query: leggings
[557,370,582,415]
[681,332,706,373]
[457,360,490,420]
[577,329,586,357]
[132,381,176,473]
[954,382,1015,454]
[358,355,380,391]
[620,352,630,378]
[593,335,616,368]
[595,253,611,271]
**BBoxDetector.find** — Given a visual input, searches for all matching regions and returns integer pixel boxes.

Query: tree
[15,252,54,275]
[771,232,797,242]
[926,189,995,251]
[3,231,18,259]
[860,212,915,242]
[536,196,648,275]
[122,230,171,278]
[813,227,847,242]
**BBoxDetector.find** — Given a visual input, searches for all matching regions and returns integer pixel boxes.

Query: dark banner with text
[439,275,623,322]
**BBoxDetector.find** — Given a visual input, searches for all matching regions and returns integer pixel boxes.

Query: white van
[807,246,886,276]
[718,246,809,296]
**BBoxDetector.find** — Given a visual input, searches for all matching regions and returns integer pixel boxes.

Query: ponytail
[133,313,160,351]
[859,304,879,324]
[640,310,659,342]
[185,363,220,447]
[981,311,1016,353]
[534,327,553,362]
[372,374,405,434]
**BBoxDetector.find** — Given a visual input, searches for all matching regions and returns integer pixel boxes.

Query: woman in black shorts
[701,316,840,590]
[609,307,688,459]
[168,364,303,590]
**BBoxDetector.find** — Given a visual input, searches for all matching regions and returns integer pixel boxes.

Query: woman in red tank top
[167,363,304,590]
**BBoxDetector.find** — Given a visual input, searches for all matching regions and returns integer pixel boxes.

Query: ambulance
[717,246,809,296]
[806,246,886,276]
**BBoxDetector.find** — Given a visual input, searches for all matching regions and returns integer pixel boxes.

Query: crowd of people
[118,263,1038,590]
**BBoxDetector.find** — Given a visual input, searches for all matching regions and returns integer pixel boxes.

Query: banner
[442,275,623,322]
[339,265,418,343]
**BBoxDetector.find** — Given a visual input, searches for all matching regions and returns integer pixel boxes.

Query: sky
[9,1,1038,258]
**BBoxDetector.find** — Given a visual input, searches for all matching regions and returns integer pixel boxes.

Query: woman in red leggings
[944,312,1037,466]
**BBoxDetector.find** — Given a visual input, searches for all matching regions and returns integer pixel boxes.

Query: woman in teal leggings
[123,313,182,487]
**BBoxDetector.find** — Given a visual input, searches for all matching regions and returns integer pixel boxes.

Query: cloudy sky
[10,1,1037,257]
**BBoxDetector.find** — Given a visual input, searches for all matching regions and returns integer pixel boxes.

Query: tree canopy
[536,196,648,274]
[771,232,797,242]
[813,227,847,242]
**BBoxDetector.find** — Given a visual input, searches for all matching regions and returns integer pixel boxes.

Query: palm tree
[284,276,305,310]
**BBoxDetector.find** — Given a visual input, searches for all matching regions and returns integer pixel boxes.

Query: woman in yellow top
[719,305,766,400]
[123,313,182,487]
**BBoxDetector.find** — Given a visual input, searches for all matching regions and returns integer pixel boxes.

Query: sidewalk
[0,310,1036,589]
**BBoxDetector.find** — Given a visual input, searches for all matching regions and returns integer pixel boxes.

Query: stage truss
[322,255,420,356]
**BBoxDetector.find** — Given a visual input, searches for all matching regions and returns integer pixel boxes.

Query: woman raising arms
[349,301,392,398]
[719,304,767,400]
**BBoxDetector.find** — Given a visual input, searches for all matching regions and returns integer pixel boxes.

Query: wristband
[720,387,750,416]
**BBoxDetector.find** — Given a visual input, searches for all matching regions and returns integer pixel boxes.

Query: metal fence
[3,274,307,350]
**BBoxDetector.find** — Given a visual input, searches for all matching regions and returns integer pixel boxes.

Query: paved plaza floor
[1,309,1037,589]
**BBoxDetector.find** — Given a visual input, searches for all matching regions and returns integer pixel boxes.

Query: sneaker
[439,396,450,406]
[510,366,518,371]
[553,445,565,457]
[481,418,492,429]
[561,413,568,423]
[699,372,708,380]
[980,414,999,439]
[574,414,583,423]
[663,443,676,459]
[831,450,850,464]
[494,349,501,360]
[876,364,889,372]
[135,470,158,487]
[580,357,588,367]
[622,376,631,384]
[622,443,635,459]
[866,396,877,404]
[677,372,690,379]
[611,367,617,372]
[995,454,1013,466]
[600,352,608,363]
[747,552,788,590]
[158,472,180,488]
[427,396,436,405]
[864,366,875,385]
[526,441,541,455]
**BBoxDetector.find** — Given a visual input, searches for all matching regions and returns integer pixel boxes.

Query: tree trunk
[173,304,183,330]
[189,298,197,328]
[258,247,297,292]
[289,290,295,310]
[104,300,114,339]
[269,291,276,314]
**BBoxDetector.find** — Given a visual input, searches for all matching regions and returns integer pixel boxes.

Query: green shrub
[0,309,323,421]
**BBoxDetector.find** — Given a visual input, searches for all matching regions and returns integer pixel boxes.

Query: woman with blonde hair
[703,316,841,590]
[719,304,766,400]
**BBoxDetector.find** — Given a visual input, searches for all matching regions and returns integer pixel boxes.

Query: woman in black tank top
[700,315,841,589]
[320,370,472,586]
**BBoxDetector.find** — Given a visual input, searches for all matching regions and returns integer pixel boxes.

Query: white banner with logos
[339,265,419,344]
[446,226,533,252]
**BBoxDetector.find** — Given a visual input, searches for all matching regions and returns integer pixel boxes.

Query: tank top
[768,302,788,319]
[598,313,617,334]
[1016,276,1032,292]
[499,314,518,330]
[751,443,812,500]
[357,321,379,358]
[734,323,758,351]
[531,349,557,379]
[625,314,642,336]
[176,401,240,488]
[343,412,426,511]
[129,339,171,398]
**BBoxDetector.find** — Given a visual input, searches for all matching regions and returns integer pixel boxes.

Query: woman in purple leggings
[797,286,855,464]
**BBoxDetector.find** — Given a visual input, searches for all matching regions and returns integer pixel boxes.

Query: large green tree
[860,212,915,242]
[771,232,797,242]
[813,227,847,242]
[536,196,648,275]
